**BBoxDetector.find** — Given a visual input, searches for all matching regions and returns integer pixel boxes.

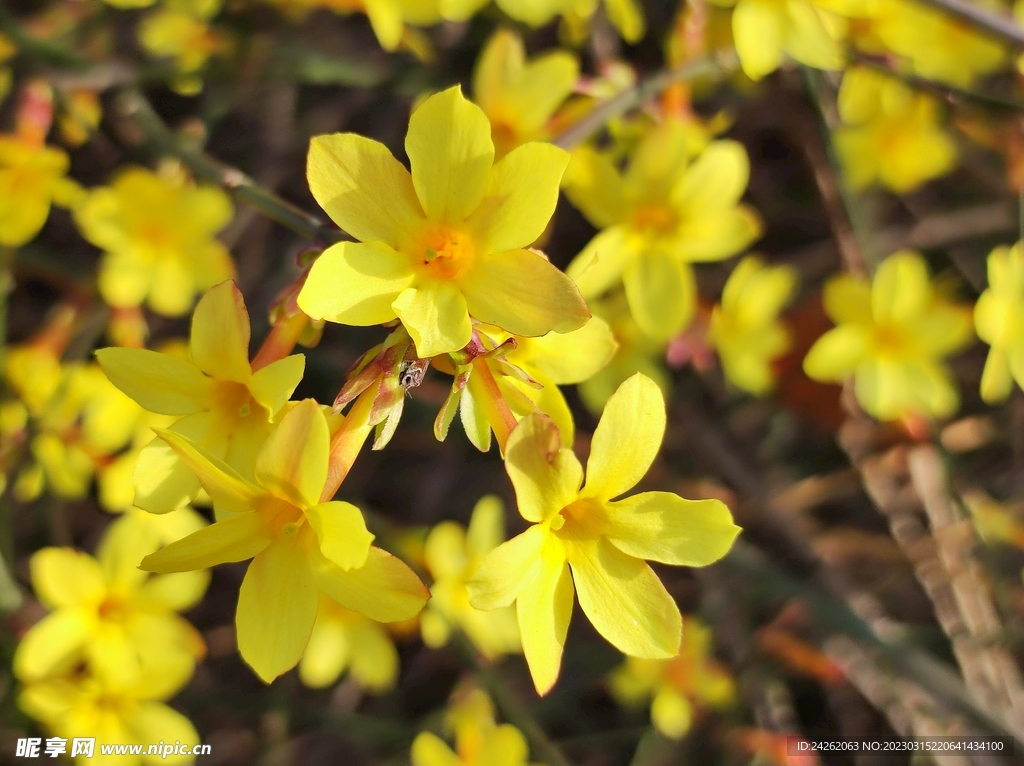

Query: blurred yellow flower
[140,399,428,682]
[14,513,208,690]
[872,0,1005,87]
[708,256,797,396]
[298,86,589,358]
[299,595,400,691]
[467,374,740,694]
[803,250,974,421]
[609,618,735,738]
[707,0,844,80]
[420,495,521,658]
[139,0,229,96]
[21,664,200,766]
[975,243,1024,404]
[412,688,536,766]
[5,338,145,502]
[834,66,957,193]
[0,134,84,247]
[75,166,235,316]
[564,123,761,340]
[472,29,578,158]
[96,281,305,513]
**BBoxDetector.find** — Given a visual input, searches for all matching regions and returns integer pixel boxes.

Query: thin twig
[111,88,344,244]
[553,52,737,149]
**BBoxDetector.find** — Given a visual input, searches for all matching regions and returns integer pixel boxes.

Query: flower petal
[566,537,681,658]
[733,0,784,80]
[140,511,271,573]
[673,207,762,262]
[566,226,636,298]
[517,535,573,695]
[478,725,531,766]
[96,513,161,590]
[462,249,590,338]
[307,133,424,248]
[392,281,473,357]
[255,399,329,508]
[672,140,750,214]
[189,280,252,384]
[823,274,872,325]
[30,547,105,608]
[512,315,618,385]
[466,494,505,559]
[406,86,494,225]
[314,546,429,622]
[248,354,305,417]
[127,701,200,756]
[133,412,218,514]
[582,373,665,501]
[467,524,549,610]
[871,250,930,324]
[411,733,462,766]
[505,414,583,523]
[605,492,740,565]
[14,610,92,681]
[623,252,695,339]
[304,500,374,570]
[298,241,414,325]
[802,324,869,381]
[468,142,569,253]
[96,348,212,416]
[562,147,627,230]
[237,534,319,682]
[155,427,263,513]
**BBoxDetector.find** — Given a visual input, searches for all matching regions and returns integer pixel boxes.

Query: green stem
[553,53,738,150]
[111,88,344,244]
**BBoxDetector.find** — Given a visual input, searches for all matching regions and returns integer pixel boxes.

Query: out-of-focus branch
[553,52,738,149]
[111,88,344,244]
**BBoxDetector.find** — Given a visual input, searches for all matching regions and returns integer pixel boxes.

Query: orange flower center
[416,226,476,281]
[631,204,679,236]
[553,498,607,539]
[210,380,256,424]
[97,595,128,623]
[871,323,910,357]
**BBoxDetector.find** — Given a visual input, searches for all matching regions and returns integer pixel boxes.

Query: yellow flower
[14,513,208,690]
[564,123,762,340]
[871,0,1005,87]
[0,134,84,247]
[299,595,400,691]
[467,374,740,694]
[833,66,957,193]
[412,688,535,766]
[21,664,199,766]
[140,399,428,682]
[975,243,1024,404]
[803,250,974,421]
[420,495,521,658]
[436,317,617,452]
[139,0,229,96]
[708,256,797,396]
[472,29,579,158]
[297,86,590,358]
[5,338,145,502]
[609,618,735,739]
[578,295,671,414]
[75,165,235,316]
[708,0,844,80]
[96,281,305,513]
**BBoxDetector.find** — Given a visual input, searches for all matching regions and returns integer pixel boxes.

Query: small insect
[399,358,429,392]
